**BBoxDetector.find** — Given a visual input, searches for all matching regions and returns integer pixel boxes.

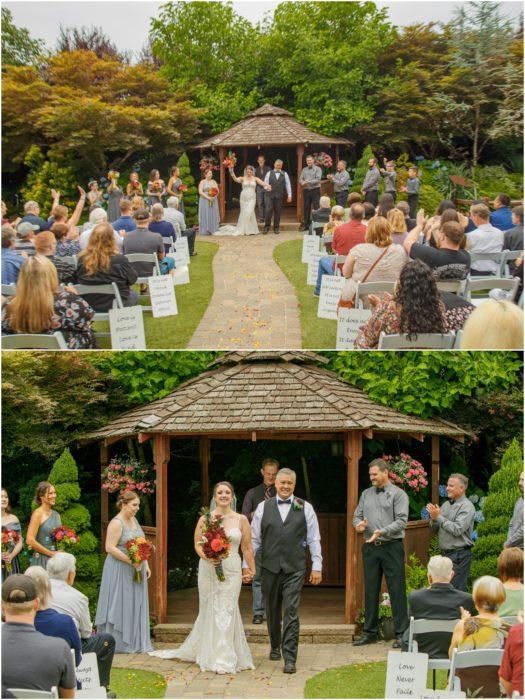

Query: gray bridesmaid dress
[29,510,61,569]
[95,516,153,653]
[198,181,220,235]
[107,187,123,223]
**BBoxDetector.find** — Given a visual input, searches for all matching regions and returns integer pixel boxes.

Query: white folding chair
[447,647,504,693]
[499,250,523,277]
[436,279,467,296]
[453,330,462,349]
[76,688,107,698]
[163,236,176,254]
[378,332,456,349]
[407,617,459,689]
[310,222,326,236]
[1,283,17,296]
[73,282,124,339]
[8,689,58,699]
[465,277,520,304]
[125,252,161,311]
[2,331,68,349]
[355,281,396,309]
[469,251,503,277]
[501,615,518,626]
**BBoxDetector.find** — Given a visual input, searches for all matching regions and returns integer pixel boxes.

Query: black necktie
[278,499,291,505]
[376,487,385,494]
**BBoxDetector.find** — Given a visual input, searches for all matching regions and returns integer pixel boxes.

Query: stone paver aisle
[188,232,303,349]
[114,641,390,698]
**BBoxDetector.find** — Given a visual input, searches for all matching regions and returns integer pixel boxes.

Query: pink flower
[421,479,428,487]
[408,479,418,488]
[125,466,133,473]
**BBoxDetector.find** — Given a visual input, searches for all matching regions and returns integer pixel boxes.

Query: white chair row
[2,331,68,350]
[447,647,504,694]
[470,249,523,278]
[407,616,459,689]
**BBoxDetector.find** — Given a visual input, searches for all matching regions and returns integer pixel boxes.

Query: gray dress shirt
[352,482,409,541]
[332,170,351,193]
[362,167,380,192]
[406,177,421,194]
[429,495,475,551]
[382,171,397,193]
[505,496,523,548]
[300,165,322,190]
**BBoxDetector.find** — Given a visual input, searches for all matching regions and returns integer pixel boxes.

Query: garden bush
[471,439,522,581]
[22,145,78,215]
[177,152,198,226]
[352,145,377,192]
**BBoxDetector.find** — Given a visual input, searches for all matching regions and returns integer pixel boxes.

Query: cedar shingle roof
[194,104,350,149]
[83,352,466,442]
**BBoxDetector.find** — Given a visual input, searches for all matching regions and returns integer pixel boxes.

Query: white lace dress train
[148,527,254,674]
[215,180,259,236]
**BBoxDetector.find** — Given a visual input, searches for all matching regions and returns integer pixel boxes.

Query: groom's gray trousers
[261,567,305,663]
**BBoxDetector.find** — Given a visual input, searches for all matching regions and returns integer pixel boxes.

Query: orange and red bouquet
[198,508,231,581]
[177,183,188,193]
[2,527,20,573]
[50,526,80,551]
[223,151,237,169]
[125,536,154,583]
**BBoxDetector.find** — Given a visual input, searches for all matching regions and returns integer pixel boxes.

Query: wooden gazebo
[83,351,467,625]
[193,105,350,223]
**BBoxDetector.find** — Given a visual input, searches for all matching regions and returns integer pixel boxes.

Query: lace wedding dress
[215,180,259,236]
[149,520,254,674]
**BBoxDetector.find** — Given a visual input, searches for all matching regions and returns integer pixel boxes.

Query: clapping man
[353,458,409,648]
[300,155,322,232]
[361,157,380,207]
[242,458,279,624]
[427,474,475,591]
[328,160,351,207]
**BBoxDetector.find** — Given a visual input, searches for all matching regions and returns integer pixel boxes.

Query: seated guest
[34,231,76,284]
[339,217,406,306]
[499,620,524,698]
[343,192,363,222]
[123,208,165,278]
[503,206,523,272]
[19,200,51,233]
[15,221,38,255]
[112,199,137,233]
[466,203,504,275]
[490,193,514,231]
[449,576,509,698]
[396,200,416,232]
[75,223,138,311]
[362,201,376,226]
[461,299,524,350]
[163,196,197,255]
[312,196,332,225]
[48,552,116,696]
[2,255,97,349]
[402,555,476,657]
[354,259,473,349]
[377,192,395,219]
[387,208,408,246]
[1,574,76,698]
[79,208,123,251]
[52,223,81,257]
[2,225,25,284]
[149,202,177,252]
[314,204,366,295]
[497,548,524,617]
[24,566,82,667]
[405,219,470,279]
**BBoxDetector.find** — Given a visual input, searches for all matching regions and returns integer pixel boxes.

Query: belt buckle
[374,540,382,547]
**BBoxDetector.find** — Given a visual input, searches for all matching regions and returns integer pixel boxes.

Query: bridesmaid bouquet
[198,508,231,582]
[151,179,165,193]
[208,187,218,207]
[177,183,188,193]
[50,526,80,551]
[2,527,20,574]
[126,536,154,583]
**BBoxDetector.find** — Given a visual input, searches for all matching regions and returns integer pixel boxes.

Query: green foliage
[418,182,444,216]
[1,7,45,67]
[54,483,81,511]
[61,504,92,533]
[471,439,523,579]
[405,553,429,595]
[17,474,47,523]
[192,84,259,134]
[176,152,198,226]
[70,530,98,556]
[49,448,79,485]
[352,146,377,192]
[473,165,524,201]
[22,146,78,214]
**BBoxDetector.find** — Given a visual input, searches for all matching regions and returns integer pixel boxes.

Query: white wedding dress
[215,179,259,236]
[149,520,254,674]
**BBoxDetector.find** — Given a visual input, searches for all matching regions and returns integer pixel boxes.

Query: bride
[215,165,271,236]
[149,481,256,674]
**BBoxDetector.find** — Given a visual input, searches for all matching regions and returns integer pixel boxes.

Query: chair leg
[433,668,436,690]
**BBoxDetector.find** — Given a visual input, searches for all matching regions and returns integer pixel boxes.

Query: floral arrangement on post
[102,456,156,495]
[199,155,219,172]
[312,152,333,174]
[383,453,429,519]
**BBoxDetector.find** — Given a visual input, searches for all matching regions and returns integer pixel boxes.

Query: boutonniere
[293,498,304,511]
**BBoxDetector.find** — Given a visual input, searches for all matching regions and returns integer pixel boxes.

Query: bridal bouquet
[1,527,20,574]
[198,508,231,582]
[126,536,154,583]
[50,526,80,551]
[223,151,237,169]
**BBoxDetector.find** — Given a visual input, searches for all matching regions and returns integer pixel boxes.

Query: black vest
[268,170,287,200]
[260,497,308,574]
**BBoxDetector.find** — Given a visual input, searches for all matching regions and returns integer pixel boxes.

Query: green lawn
[305,661,448,699]
[273,238,337,349]
[111,668,166,698]
[94,240,218,349]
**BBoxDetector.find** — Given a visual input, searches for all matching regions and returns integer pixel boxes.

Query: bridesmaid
[26,482,61,569]
[95,490,153,653]
[198,169,220,235]
[1,489,23,577]
[167,166,185,215]
[106,171,123,223]
[146,169,166,208]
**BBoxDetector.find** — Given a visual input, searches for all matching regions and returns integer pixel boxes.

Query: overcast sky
[5,0,523,56]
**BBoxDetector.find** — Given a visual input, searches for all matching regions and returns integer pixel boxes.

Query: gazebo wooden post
[199,436,211,506]
[296,143,305,223]
[431,436,440,504]
[243,146,248,167]
[344,430,362,624]
[335,145,340,164]
[100,442,109,551]
[153,434,170,623]
[218,146,227,221]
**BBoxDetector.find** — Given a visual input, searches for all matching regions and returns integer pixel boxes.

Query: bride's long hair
[210,481,237,512]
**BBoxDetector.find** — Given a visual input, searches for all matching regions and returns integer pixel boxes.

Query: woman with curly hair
[354,259,474,349]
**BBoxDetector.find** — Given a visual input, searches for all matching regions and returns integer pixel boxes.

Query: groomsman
[328,160,352,207]
[300,155,322,231]
[247,468,322,674]
[242,458,279,624]
[255,155,271,223]
[361,157,380,206]
[353,458,409,648]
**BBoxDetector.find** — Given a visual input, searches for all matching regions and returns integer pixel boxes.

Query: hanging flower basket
[102,456,156,495]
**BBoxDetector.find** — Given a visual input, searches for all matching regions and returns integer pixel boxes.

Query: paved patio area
[114,640,390,698]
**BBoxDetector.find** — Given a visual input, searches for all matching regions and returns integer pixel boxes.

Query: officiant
[242,458,279,624]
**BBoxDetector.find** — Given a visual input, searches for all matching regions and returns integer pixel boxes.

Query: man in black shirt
[242,458,279,624]
[405,221,470,280]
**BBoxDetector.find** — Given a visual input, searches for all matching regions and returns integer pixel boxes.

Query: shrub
[471,439,522,581]
[405,553,428,595]
[176,152,198,226]
[48,447,78,484]
[22,145,78,215]
[54,483,81,511]
[61,504,91,532]
[353,145,377,192]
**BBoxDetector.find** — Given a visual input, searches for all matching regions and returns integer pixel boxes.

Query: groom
[263,159,292,235]
[246,468,322,674]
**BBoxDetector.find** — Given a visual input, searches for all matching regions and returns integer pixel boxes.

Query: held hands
[354,518,368,533]
[309,571,322,585]
[366,529,382,544]
[426,503,441,520]
[241,568,254,584]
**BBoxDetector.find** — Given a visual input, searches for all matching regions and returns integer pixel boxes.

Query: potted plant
[379,592,395,640]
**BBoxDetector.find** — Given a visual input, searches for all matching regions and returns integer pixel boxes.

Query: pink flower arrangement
[383,453,428,494]
[102,457,156,495]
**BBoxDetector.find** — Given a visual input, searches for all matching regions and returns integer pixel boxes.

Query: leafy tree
[22,145,78,214]
[1,7,46,67]
[352,145,377,192]
[471,439,523,580]
[192,84,259,134]
[175,152,199,227]
[57,25,128,62]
